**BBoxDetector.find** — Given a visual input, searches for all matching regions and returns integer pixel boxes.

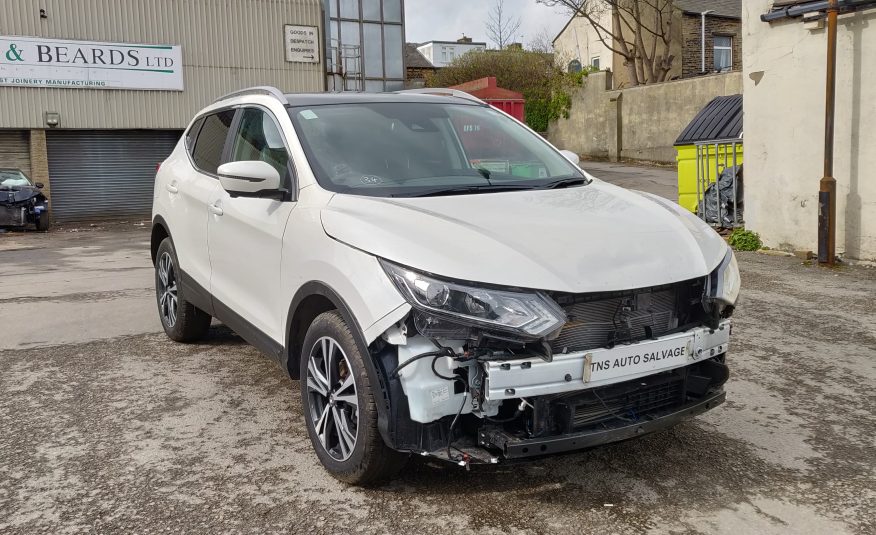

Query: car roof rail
[214,86,289,106]
[395,88,486,105]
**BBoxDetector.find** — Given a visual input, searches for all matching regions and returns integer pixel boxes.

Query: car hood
[320,181,729,293]
[1,187,42,204]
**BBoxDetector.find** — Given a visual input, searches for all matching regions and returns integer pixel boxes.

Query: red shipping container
[448,77,525,122]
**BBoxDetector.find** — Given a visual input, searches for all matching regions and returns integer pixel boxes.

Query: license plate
[583,336,692,384]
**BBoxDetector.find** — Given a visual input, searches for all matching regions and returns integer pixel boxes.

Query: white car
[151,86,739,485]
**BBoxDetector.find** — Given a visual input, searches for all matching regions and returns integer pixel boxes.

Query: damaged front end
[370,257,736,466]
[0,189,49,229]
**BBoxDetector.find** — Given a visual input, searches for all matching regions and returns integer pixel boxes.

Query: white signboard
[284,25,319,63]
[0,36,183,91]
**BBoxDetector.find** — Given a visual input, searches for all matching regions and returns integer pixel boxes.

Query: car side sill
[178,269,215,316]
[179,268,284,363]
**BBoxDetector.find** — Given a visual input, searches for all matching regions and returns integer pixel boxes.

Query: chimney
[457,34,473,44]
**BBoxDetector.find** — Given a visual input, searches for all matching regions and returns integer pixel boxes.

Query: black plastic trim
[213,297,284,363]
[150,215,172,266]
[176,266,282,361]
[482,390,726,459]
[177,267,215,317]
[285,281,395,448]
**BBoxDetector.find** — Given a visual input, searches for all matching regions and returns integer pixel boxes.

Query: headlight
[708,249,740,306]
[380,260,566,338]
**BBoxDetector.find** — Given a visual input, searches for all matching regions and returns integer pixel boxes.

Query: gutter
[700,10,715,73]
[762,0,876,22]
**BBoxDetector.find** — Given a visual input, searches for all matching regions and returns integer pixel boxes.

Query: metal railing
[695,139,743,228]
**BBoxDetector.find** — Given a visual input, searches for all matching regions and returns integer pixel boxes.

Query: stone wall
[547,71,742,164]
[681,14,743,78]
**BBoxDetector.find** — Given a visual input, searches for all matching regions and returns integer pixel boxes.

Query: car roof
[282,91,485,107]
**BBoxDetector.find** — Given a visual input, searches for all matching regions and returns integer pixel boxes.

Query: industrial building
[0,0,405,222]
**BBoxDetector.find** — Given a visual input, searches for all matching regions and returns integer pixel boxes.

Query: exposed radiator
[551,287,679,353]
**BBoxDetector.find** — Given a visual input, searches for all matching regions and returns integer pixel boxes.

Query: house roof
[552,1,740,45]
[675,0,741,19]
[448,77,524,101]
[405,43,435,69]
[675,94,743,145]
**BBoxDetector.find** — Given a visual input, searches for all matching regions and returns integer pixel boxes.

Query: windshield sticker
[300,109,318,120]
[471,160,510,174]
[510,162,549,179]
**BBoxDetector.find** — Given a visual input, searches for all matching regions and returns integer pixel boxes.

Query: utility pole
[818,0,838,265]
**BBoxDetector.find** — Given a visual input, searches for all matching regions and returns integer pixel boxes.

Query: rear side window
[191,110,236,174]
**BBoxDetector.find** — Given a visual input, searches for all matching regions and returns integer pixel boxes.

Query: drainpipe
[819,0,839,264]
[701,10,714,72]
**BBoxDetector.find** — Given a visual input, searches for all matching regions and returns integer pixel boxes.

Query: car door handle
[209,202,223,216]
[165,183,179,194]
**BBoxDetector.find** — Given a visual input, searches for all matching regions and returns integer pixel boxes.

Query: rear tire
[300,311,407,485]
[155,237,211,343]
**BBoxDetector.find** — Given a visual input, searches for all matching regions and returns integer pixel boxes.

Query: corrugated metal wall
[0,131,31,178]
[46,130,180,221]
[0,0,324,129]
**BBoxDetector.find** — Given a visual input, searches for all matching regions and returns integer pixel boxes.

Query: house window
[591,57,600,70]
[714,36,733,71]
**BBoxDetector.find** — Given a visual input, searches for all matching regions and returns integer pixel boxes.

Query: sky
[403,0,572,48]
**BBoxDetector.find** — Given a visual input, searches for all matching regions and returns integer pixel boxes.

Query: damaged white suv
[151,86,739,485]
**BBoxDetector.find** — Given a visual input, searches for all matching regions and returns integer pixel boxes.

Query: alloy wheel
[157,252,178,328]
[306,336,359,461]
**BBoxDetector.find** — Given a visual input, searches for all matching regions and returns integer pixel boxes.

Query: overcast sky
[404,0,571,48]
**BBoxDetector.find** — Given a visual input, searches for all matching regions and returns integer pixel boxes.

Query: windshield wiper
[540,177,589,189]
[398,184,536,198]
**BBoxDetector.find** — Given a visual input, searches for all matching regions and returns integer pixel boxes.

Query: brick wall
[681,15,742,78]
[405,66,437,88]
[28,130,52,224]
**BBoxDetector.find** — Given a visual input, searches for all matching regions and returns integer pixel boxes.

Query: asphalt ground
[1,167,873,534]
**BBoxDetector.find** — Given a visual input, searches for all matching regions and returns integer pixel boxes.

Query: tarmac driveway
[1,199,874,533]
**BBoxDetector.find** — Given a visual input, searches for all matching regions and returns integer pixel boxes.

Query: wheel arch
[285,281,395,447]
[150,215,172,266]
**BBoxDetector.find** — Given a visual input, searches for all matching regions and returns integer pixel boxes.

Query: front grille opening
[549,279,706,354]
[561,375,685,431]
[511,358,729,438]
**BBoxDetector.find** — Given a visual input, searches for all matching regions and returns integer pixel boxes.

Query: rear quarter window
[185,117,205,152]
[191,110,236,174]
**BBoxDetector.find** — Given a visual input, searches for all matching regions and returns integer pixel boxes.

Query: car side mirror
[559,150,580,166]
[217,161,281,197]
[35,182,44,189]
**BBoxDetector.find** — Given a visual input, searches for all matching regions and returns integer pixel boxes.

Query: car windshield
[287,101,585,197]
[0,170,31,189]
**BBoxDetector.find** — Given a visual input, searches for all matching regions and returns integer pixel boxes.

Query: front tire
[35,215,49,232]
[300,311,407,485]
[154,237,211,342]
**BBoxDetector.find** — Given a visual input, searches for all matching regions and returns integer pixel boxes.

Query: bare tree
[527,26,555,54]
[536,0,676,86]
[485,0,522,49]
